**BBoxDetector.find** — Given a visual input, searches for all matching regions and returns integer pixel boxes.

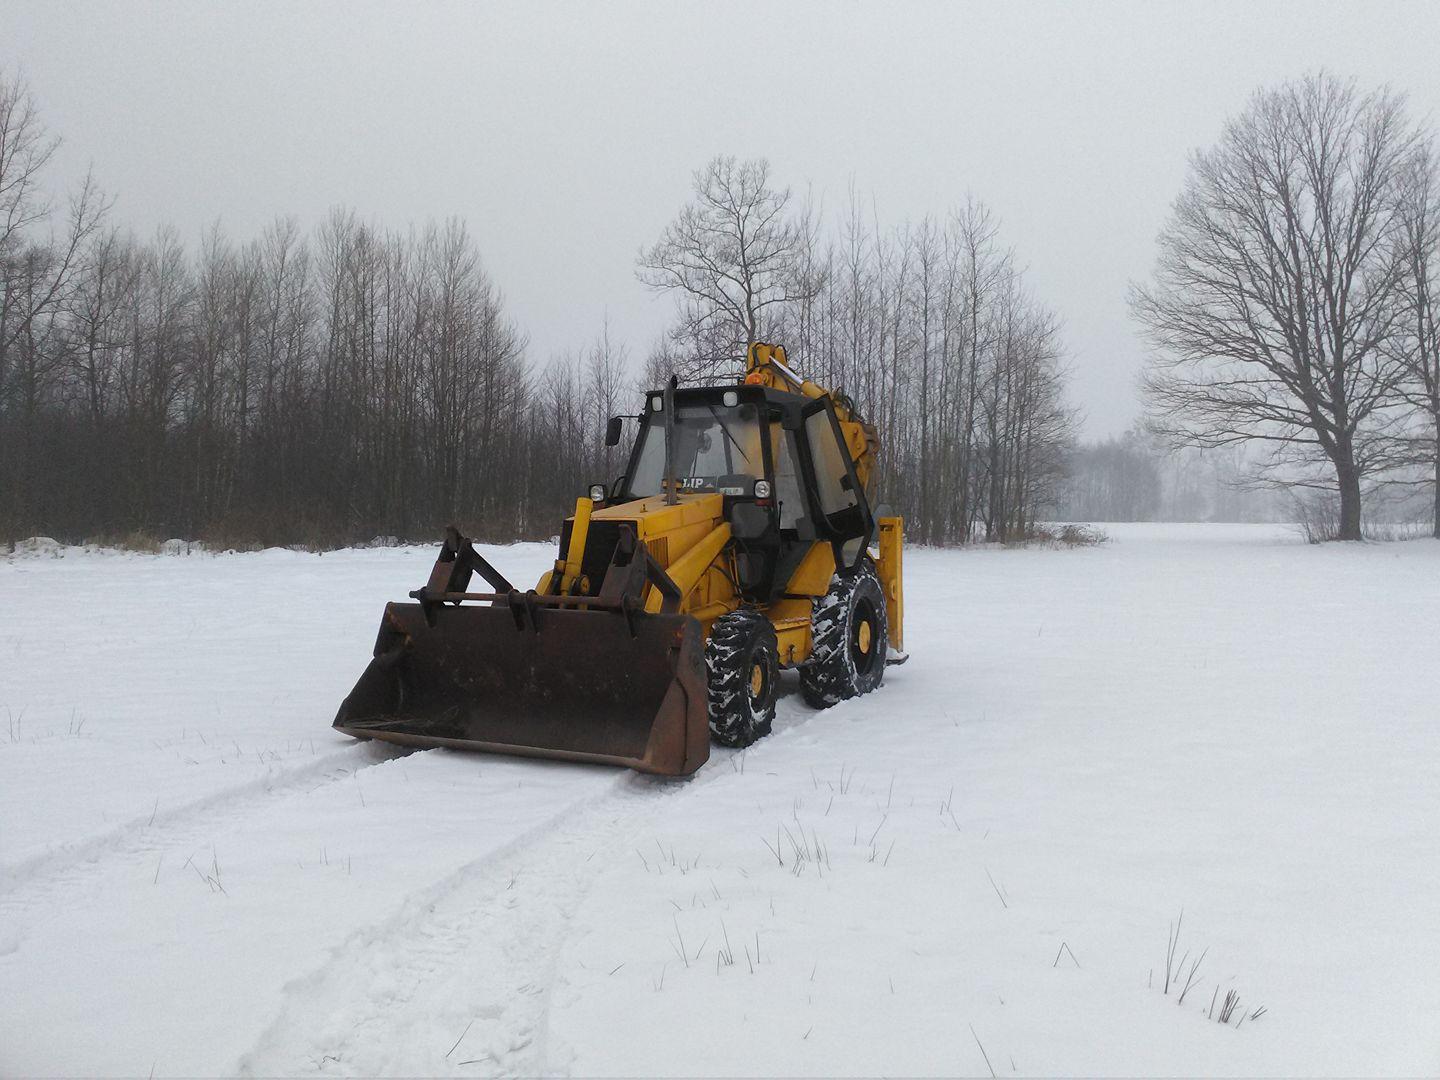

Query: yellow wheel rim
[750,662,765,697]
[857,620,873,655]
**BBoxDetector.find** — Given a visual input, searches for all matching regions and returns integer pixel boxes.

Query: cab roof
[643,383,811,411]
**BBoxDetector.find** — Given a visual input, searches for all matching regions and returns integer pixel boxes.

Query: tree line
[1,71,1072,548]
[1055,429,1289,524]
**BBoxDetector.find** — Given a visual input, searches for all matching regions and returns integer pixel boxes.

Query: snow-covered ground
[2,524,1437,1077]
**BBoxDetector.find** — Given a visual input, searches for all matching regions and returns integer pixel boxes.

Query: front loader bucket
[333,601,711,776]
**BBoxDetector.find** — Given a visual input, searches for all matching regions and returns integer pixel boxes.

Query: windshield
[627,401,765,497]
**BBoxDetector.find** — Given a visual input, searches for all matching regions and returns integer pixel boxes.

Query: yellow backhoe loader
[333,343,906,776]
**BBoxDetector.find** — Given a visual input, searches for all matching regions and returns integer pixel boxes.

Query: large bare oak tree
[1133,73,1422,539]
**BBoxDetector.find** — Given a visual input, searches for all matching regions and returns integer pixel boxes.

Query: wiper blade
[708,404,746,466]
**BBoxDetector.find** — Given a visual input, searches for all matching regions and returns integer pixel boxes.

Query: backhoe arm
[742,342,882,502]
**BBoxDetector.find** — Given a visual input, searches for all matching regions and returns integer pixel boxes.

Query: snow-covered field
[2,524,1437,1077]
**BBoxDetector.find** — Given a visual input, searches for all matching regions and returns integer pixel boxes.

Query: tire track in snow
[0,739,411,915]
[233,683,833,1077]
[234,751,755,1078]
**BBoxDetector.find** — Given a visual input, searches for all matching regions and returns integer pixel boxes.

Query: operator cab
[608,383,873,602]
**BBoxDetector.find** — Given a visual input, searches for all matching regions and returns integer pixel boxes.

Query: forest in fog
[0,73,1070,547]
[8,67,1440,547]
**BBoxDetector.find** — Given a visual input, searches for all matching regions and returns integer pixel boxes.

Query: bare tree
[1133,73,1423,540]
[0,70,110,533]
[0,71,58,263]
[586,316,626,484]
[637,155,821,375]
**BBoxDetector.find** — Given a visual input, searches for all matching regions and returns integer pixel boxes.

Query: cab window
[771,421,807,530]
[804,408,859,517]
[627,401,763,497]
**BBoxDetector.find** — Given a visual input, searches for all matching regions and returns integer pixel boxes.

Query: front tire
[799,561,888,709]
[706,608,780,748]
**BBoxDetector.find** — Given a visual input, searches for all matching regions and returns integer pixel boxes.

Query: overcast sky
[5,1,1440,436]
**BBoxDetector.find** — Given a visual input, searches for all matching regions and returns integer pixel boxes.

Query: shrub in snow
[12,536,63,558]
[998,523,1108,548]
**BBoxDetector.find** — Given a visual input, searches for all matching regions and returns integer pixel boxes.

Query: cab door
[800,399,874,570]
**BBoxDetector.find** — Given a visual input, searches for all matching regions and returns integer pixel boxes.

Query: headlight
[589,484,606,502]
[753,479,773,499]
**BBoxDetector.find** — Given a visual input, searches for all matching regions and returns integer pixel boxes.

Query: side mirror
[605,416,624,447]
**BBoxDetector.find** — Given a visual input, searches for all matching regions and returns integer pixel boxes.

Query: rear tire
[799,561,888,709]
[706,608,779,748]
